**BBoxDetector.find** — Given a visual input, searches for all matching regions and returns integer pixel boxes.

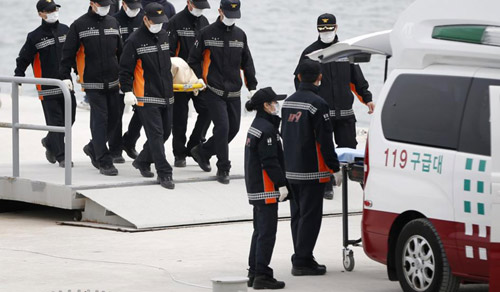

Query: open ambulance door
[490,86,500,291]
[306,30,392,80]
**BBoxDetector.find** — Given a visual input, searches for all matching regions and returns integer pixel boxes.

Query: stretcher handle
[173,83,204,92]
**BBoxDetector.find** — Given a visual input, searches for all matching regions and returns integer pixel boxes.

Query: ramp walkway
[0,89,364,231]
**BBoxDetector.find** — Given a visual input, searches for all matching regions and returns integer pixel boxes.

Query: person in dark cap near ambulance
[108,0,144,164]
[60,0,123,176]
[15,0,76,168]
[282,59,342,276]
[244,87,287,290]
[188,0,258,184]
[167,0,211,168]
[294,13,374,200]
[119,3,175,189]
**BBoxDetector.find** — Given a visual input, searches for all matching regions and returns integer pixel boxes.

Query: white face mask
[125,7,140,18]
[95,5,110,16]
[45,11,59,23]
[190,8,204,17]
[148,23,162,34]
[222,16,237,26]
[319,31,336,44]
[271,102,281,116]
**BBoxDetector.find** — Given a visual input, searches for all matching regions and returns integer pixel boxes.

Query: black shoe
[158,176,175,189]
[83,144,99,169]
[122,144,138,159]
[174,156,186,168]
[99,164,118,176]
[247,273,255,287]
[291,263,327,276]
[58,161,74,168]
[252,275,285,290]
[216,170,230,184]
[132,160,154,178]
[112,154,125,164]
[190,145,211,172]
[323,190,334,200]
[41,138,56,164]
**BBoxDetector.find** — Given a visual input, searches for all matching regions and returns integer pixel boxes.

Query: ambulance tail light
[432,25,500,47]
[363,134,369,187]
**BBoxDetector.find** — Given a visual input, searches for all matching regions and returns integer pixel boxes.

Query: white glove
[63,79,73,91]
[247,89,257,100]
[193,79,206,97]
[333,171,343,187]
[124,92,137,106]
[278,186,289,202]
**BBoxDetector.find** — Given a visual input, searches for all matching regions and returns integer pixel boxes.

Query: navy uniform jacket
[281,83,340,184]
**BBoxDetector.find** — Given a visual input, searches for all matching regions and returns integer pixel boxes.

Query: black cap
[36,0,60,12]
[220,0,241,19]
[250,87,286,106]
[124,0,142,10]
[92,0,113,6]
[144,2,168,24]
[317,13,336,32]
[297,59,321,77]
[191,0,210,9]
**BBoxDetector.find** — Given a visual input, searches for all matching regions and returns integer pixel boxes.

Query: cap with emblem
[144,2,168,24]
[36,0,60,12]
[124,0,142,10]
[317,13,336,32]
[92,0,113,6]
[191,0,210,9]
[220,0,241,19]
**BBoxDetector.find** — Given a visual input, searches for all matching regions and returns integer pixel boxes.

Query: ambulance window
[381,74,471,149]
[458,78,500,156]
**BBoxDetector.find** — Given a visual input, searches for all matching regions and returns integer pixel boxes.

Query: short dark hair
[297,59,321,83]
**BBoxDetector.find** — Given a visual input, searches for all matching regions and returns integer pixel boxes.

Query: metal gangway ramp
[0,76,363,231]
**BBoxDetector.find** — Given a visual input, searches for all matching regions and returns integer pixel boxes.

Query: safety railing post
[11,81,19,178]
[62,85,72,185]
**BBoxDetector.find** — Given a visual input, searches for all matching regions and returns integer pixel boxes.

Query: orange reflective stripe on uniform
[262,170,275,193]
[133,59,145,106]
[33,52,43,100]
[350,82,365,105]
[76,44,86,85]
[202,49,211,84]
[316,142,332,183]
[265,198,277,204]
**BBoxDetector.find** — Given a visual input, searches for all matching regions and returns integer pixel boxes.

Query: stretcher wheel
[343,249,355,272]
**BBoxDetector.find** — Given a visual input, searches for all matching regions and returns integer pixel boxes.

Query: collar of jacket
[298,82,320,94]
[41,19,59,30]
[216,16,234,31]
[256,110,281,129]
[87,6,106,20]
[139,24,160,39]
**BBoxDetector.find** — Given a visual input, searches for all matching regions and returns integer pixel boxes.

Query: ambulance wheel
[395,219,460,292]
[343,250,355,272]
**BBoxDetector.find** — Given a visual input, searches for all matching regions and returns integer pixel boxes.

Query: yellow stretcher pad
[173,83,204,92]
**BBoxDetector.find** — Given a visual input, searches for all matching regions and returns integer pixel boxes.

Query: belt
[37,88,63,97]
[330,109,354,118]
[136,96,175,106]
[207,84,241,98]
[81,79,120,90]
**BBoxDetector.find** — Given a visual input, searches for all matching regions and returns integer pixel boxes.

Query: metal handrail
[0,76,72,185]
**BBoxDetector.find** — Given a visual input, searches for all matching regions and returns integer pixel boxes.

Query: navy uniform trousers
[249,203,278,277]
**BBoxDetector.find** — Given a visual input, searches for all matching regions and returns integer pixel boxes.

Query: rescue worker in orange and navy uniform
[60,0,123,176]
[15,0,76,168]
[188,0,258,184]
[244,87,287,290]
[294,13,374,200]
[282,59,342,276]
[119,3,175,189]
[166,0,211,168]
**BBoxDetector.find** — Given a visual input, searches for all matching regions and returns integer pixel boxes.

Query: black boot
[122,142,138,159]
[132,160,154,178]
[291,260,327,276]
[216,170,230,184]
[83,144,99,169]
[247,272,255,287]
[112,153,125,164]
[190,145,211,172]
[158,175,175,189]
[252,275,285,290]
[99,163,118,176]
[41,138,56,164]
[174,156,186,168]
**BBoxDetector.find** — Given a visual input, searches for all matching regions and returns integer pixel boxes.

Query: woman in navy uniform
[244,87,287,290]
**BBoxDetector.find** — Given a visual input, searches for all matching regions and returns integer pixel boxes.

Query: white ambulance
[309,0,500,291]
